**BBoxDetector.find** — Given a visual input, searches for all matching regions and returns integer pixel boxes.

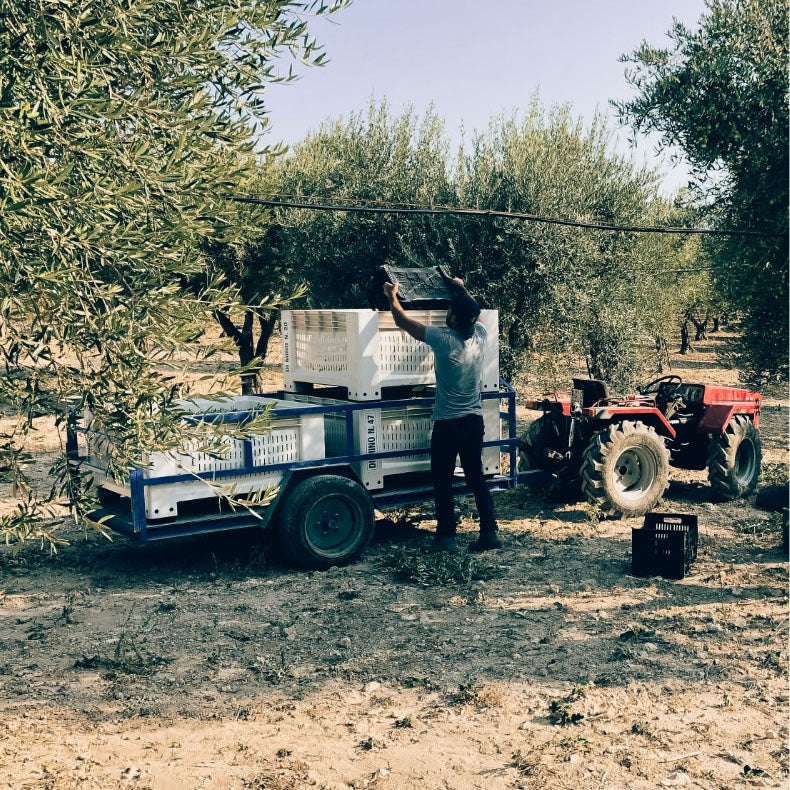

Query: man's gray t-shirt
[424,322,487,420]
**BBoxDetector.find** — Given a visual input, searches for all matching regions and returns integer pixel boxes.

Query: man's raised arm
[383,281,426,342]
[439,269,483,323]
[438,268,470,298]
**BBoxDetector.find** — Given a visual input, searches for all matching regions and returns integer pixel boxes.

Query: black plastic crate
[367,266,452,310]
[631,512,698,580]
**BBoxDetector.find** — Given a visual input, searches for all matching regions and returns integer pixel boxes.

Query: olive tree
[615,0,788,381]
[261,100,458,307]
[200,200,308,395]
[0,0,346,549]
[453,100,688,390]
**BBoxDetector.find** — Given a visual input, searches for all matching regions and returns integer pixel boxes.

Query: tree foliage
[0,0,346,549]
[615,0,789,381]
[265,100,457,305]
[452,102,694,387]
[256,98,698,390]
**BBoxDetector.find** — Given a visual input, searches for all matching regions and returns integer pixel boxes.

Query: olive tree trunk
[679,316,693,354]
[214,310,278,395]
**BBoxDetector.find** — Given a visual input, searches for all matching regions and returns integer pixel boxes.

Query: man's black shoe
[431,535,458,553]
[468,532,502,553]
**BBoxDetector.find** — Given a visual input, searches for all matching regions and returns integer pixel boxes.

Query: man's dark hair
[452,293,480,336]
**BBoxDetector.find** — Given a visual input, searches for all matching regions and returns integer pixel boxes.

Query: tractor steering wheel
[638,374,683,396]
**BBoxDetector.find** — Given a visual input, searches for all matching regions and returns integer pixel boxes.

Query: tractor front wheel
[707,416,762,500]
[580,422,670,517]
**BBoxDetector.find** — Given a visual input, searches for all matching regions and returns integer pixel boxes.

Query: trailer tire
[580,421,670,518]
[96,487,121,506]
[518,415,546,470]
[277,475,375,570]
[707,416,761,500]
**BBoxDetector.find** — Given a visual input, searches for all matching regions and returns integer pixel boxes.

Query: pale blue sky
[262,1,708,196]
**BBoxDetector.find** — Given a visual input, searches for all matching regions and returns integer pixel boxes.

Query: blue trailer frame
[67,378,543,543]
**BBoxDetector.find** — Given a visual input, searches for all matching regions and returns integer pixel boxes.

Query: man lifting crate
[383,270,501,553]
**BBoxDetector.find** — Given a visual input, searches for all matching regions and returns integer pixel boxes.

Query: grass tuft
[377,545,499,586]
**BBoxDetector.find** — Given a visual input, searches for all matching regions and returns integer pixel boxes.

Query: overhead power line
[226,195,783,239]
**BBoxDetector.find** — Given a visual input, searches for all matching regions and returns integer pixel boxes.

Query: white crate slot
[284,393,501,490]
[282,309,499,400]
[82,396,325,520]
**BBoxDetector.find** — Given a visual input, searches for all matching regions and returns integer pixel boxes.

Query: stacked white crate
[281,309,499,399]
[280,309,501,489]
[283,392,501,490]
[82,396,325,519]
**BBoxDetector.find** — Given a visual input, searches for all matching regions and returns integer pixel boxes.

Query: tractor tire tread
[580,420,670,518]
[707,416,761,500]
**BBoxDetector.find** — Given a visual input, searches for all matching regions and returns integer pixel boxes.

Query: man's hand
[438,268,464,288]
[383,281,399,302]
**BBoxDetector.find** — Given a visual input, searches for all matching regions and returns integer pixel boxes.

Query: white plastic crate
[281,309,499,400]
[81,396,325,520]
[284,393,501,490]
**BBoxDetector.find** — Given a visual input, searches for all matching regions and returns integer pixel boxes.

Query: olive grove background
[0,0,785,551]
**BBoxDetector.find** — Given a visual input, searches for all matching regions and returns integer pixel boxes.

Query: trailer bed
[68,381,542,554]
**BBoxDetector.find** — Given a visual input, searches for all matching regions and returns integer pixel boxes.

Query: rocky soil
[0,331,787,790]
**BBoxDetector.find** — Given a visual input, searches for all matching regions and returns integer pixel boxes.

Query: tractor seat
[572,378,610,408]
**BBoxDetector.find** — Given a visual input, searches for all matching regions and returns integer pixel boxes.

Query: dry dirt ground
[0,331,788,790]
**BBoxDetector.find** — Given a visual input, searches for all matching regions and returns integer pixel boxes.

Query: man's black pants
[431,413,498,537]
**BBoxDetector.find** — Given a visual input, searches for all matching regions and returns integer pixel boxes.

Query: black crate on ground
[631,512,698,580]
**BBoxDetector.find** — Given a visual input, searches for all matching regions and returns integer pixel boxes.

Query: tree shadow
[1,527,280,590]
[372,514,433,546]
[500,484,591,523]
[666,479,716,506]
[2,507,786,721]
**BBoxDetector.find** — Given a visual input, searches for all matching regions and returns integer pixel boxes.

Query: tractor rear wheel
[707,416,761,500]
[518,414,552,470]
[580,421,670,517]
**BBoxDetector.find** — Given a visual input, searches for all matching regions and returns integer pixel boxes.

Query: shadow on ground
[1,491,786,722]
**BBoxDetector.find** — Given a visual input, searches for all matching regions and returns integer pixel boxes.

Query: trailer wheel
[277,475,375,569]
[707,415,762,500]
[580,421,670,518]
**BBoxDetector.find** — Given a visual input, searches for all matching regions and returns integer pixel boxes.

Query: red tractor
[520,375,762,517]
